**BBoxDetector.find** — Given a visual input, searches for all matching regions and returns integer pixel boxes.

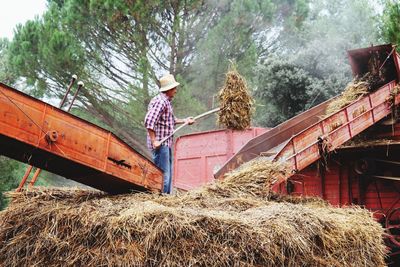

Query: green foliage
[6,0,213,155]
[172,75,207,133]
[8,7,85,98]
[187,0,308,110]
[253,0,381,126]
[0,157,25,210]
[1,0,384,160]
[381,1,400,50]
[0,39,17,84]
[254,57,325,126]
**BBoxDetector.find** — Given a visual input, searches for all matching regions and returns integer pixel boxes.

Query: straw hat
[159,74,180,92]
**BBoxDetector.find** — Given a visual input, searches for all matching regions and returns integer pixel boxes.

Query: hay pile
[218,66,253,130]
[0,159,387,267]
[325,80,370,116]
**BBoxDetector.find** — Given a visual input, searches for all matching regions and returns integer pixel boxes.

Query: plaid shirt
[144,93,175,150]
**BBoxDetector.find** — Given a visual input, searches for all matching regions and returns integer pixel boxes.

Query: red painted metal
[173,128,268,190]
[28,168,42,187]
[348,44,400,84]
[18,165,34,191]
[284,144,400,257]
[0,82,163,194]
[287,152,400,211]
[17,76,80,191]
[273,80,399,179]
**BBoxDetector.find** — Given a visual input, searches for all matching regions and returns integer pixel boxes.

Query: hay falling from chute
[218,66,254,130]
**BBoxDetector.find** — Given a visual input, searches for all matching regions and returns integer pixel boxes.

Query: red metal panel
[377,123,400,139]
[175,157,204,190]
[324,169,341,206]
[339,166,350,206]
[365,181,400,211]
[348,44,399,84]
[278,141,295,160]
[232,130,258,152]
[293,145,319,171]
[175,130,229,158]
[42,109,108,169]
[290,160,352,207]
[205,155,226,183]
[293,125,323,153]
[0,83,162,193]
[291,167,321,197]
[370,84,391,106]
[174,128,268,190]
[322,111,347,133]
[291,157,400,214]
[348,112,374,137]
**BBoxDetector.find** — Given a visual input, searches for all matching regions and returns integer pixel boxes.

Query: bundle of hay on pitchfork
[161,64,254,144]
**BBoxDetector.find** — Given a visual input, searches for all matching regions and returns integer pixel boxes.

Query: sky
[0,0,47,39]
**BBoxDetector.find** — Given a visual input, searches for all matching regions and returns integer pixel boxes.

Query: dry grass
[0,158,387,266]
[341,137,394,148]
[218,66,254,130]
[325,80,369,116]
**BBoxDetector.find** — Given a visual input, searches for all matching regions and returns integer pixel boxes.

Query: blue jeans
[152,145,173,194]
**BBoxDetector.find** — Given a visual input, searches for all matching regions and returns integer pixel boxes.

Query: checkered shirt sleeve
[144,94,175,149]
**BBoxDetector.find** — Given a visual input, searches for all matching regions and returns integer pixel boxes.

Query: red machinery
[0,82,163,194]
[175,44,400,259]
[215,45,400,178]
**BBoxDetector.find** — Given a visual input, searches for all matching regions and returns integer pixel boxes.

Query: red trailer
[173,128,268,190]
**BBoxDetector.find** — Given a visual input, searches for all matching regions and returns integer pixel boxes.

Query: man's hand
[185,117,195,125]
[152,140,161,149]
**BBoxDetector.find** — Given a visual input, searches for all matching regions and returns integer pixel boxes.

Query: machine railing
[273,81,399,179]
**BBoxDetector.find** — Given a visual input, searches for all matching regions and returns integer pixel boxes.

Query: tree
[288,0,380,81]
[253,0,381,127]
[187,0,309,106]
[0,157,24,210]
[381,0,400,50]
[0,39,17,84]
[254,57,325,126]
[8,0,249,156]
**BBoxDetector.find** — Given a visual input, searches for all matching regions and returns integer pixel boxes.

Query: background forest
[1,0,399,209]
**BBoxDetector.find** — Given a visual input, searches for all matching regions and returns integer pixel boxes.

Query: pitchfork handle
[160,107,220,144]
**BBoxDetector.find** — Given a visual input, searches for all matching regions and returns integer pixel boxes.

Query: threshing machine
[208,43,400,260]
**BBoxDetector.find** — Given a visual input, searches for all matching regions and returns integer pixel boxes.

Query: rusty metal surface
[0,82,163,194]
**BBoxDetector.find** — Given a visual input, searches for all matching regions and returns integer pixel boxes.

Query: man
[144,73,195,194]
